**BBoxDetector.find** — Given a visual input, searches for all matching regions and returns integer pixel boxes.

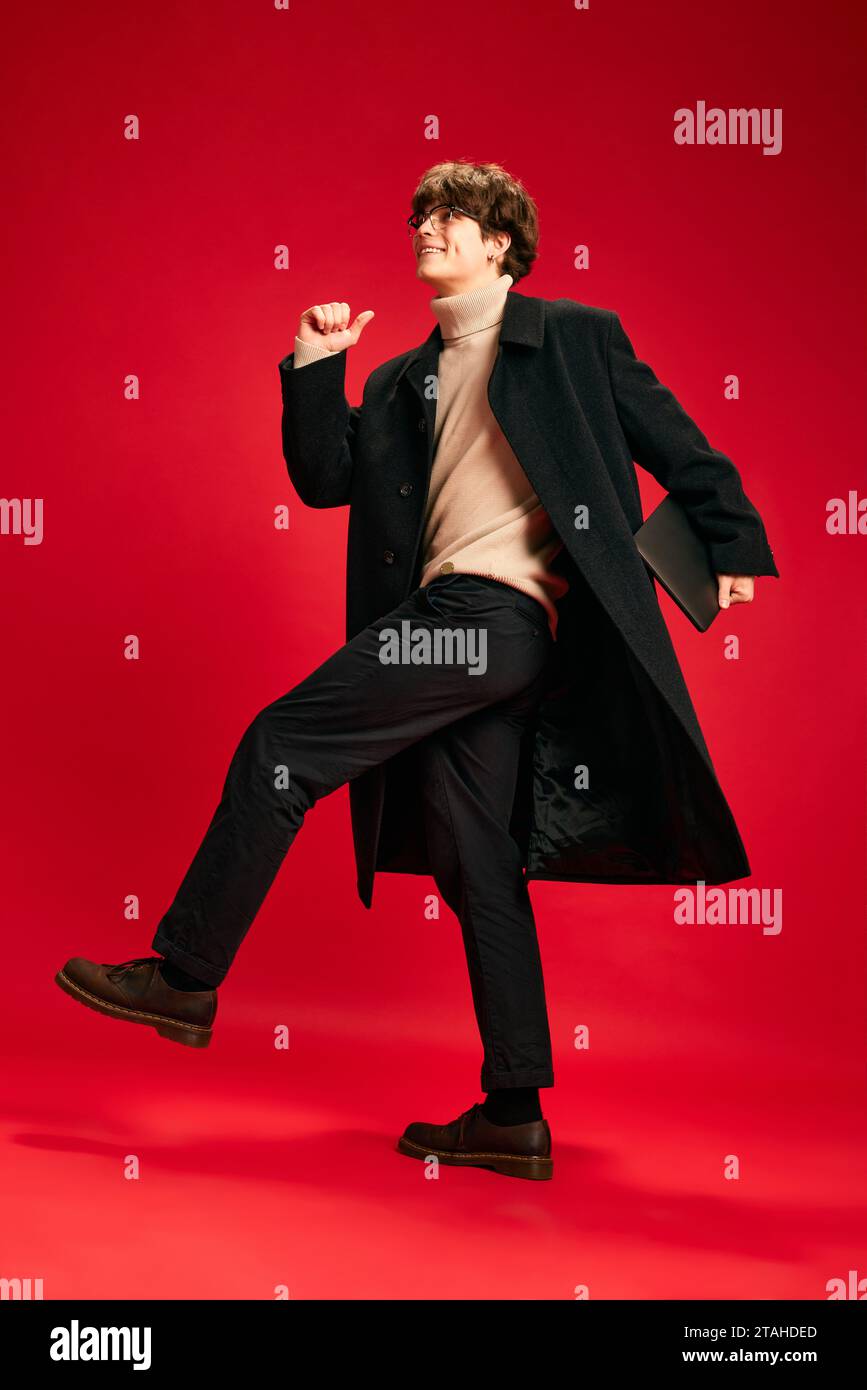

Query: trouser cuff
[151,933,226,989]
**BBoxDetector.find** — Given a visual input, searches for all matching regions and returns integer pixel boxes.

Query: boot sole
[396,1135,553,1180]
[54,969,213,1049]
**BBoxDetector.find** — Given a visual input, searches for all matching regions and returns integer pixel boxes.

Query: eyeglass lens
[409,206,452,233]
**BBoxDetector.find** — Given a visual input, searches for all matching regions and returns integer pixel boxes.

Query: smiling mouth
[418,247,445,257]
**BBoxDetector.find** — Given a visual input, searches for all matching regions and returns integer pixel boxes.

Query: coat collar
[395,286,545,395]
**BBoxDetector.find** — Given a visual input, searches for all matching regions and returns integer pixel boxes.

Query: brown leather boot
[397,1101,553,1180]
[54,956,216,1049]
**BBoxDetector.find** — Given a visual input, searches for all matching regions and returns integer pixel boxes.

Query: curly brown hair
[408,160,540,284]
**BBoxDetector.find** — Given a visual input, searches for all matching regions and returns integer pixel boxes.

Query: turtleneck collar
[429,272,514,341]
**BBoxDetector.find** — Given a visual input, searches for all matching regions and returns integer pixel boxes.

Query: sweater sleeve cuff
[292,336,339,369]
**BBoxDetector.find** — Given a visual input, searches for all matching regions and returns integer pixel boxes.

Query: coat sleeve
[605,310,779,578]
[277,343,361,509]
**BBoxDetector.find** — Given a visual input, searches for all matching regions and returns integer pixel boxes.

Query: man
[55,161,778,1183]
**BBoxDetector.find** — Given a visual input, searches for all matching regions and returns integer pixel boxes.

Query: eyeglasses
[407,204,481,235]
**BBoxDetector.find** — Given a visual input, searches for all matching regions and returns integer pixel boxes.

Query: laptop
[634,494,720,632]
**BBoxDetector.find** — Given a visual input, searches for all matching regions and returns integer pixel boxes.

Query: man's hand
[716,574,755,609]
[297,302,375,354]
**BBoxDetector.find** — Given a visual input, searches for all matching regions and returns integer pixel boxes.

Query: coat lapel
[396,287,546,409]
[394,289,548,575]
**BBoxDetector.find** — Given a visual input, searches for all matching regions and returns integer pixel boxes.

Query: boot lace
[456,1103,481,1145]
[105,956,159,981]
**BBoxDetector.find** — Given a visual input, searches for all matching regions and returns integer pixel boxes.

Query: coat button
[418,418,426,432]
[399,482,413,496]
[383,549,395,564]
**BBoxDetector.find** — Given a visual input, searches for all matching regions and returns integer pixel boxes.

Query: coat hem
[357,857,754,903]
[524,866,753,886]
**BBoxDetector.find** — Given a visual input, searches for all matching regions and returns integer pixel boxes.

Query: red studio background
[2,0,865,1301]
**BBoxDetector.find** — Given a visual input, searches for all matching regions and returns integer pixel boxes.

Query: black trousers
[152,573,556,1090]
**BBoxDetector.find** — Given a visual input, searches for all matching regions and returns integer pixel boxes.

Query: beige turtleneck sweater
[291,271,569,638]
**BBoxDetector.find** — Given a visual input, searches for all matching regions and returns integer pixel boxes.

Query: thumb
[349,310,375,340]
[717,575,733,609]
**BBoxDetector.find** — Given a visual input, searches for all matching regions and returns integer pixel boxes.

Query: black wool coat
[278,289,779,908]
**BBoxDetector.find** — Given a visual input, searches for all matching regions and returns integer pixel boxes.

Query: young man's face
[412,203,511,295]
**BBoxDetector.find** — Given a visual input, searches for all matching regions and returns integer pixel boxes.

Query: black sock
[481,1086,543,1126]
[158,958,214,992]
